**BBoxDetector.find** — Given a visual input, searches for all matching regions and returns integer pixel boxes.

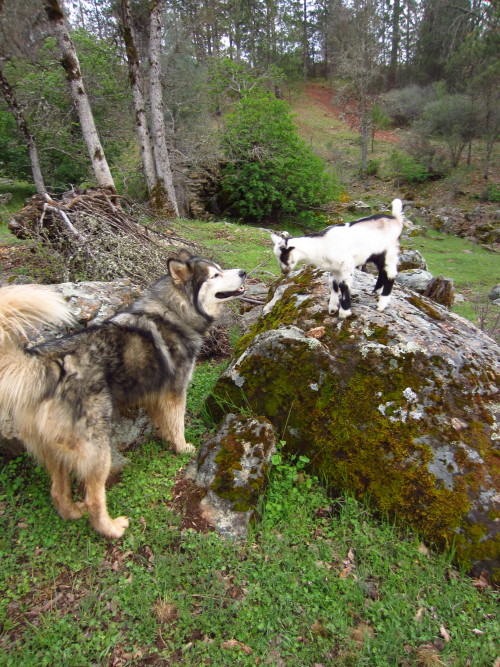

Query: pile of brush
[8,188,201,286]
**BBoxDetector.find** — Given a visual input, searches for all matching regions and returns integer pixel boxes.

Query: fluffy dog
[0,251,246,538]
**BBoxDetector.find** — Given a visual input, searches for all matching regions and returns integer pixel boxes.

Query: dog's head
[270,232,298,275]
[167,251,246,318]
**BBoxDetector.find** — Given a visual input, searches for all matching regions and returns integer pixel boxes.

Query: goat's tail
[391,198,404,224]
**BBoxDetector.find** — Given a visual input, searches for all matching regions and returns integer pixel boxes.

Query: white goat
[271,199,404,318]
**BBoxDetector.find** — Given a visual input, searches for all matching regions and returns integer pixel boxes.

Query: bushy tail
[0,285,74,417]
[0,285,74,345]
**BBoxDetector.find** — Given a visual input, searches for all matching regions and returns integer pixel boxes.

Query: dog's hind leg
[145,391,195,455]
[82,444,129,539]
[44,451,86,520]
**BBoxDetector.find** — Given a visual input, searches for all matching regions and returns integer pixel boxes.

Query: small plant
[390,149,431,185]
[481,183,500,202]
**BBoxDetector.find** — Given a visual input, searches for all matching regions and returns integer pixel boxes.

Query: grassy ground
[1,362,499,666]
[0,95,499,664]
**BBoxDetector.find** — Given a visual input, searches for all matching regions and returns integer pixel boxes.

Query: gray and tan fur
[0,252,246,539]
[271,199,404,318]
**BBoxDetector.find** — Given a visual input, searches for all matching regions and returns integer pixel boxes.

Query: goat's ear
[168,258,193,285]
[270,232,283,246]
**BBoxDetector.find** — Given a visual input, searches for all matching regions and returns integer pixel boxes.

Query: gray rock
[489,284,500,302]
[395,269,434,293]
[208,267,500,580]
[398,248,428,271]
[184,413,276,541]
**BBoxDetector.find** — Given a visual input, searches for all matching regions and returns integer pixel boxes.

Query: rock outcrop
[184,414,276,540]
[207,267,500,580]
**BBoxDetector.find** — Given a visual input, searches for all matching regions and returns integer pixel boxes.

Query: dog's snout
[239,270,247,279]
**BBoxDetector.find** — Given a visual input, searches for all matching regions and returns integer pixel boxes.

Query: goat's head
[270,232,298,274]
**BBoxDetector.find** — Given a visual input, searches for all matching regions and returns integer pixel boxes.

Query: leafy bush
[420,93,477,167]
[482,183,500,202]
[381,85,436,127]
[390,149,431,184]
[219,91,339,221]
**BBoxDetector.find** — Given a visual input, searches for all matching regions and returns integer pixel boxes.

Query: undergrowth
[0,363,498,666]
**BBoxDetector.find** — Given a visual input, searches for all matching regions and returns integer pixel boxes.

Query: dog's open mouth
[215,286,246,300]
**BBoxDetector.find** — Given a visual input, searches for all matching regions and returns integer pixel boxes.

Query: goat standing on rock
[271,199,405,318]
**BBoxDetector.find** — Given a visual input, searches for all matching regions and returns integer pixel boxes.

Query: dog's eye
[211,273,221,279]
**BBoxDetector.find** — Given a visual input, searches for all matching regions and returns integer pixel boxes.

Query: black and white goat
[271,199,404,318]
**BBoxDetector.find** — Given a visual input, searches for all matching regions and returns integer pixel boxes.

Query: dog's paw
[67,501,87,520]
[338,308,352,320]
[104,516,129,540]
[56,500,87,520]
[176,442,196,456]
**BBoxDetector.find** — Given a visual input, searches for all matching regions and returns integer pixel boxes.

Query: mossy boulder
[207,267,500,580]
[184,414,276,540]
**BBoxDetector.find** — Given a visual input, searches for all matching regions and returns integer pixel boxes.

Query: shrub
[390,149,431,185]
[219,91,340,221]
[381,85,436,127]
[481,183,500,203]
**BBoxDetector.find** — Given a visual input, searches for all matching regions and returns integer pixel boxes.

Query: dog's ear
[168,258,193,284]
[177,249,193,261]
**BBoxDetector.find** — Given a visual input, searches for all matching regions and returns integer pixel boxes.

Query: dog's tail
[0,285,74,417]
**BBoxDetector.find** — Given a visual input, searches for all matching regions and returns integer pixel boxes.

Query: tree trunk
[0,68,46,196]
[388,0,401,88]
[120,0,157,199]
[302,0,308,81]
[149,0,179,217]
[45,0,116,191]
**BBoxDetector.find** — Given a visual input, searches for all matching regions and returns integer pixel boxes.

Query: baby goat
[271,199,404,318]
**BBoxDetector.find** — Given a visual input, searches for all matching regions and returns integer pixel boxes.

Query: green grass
[172,219,280,281]
[405,229,500,335]
[1,397,498,665]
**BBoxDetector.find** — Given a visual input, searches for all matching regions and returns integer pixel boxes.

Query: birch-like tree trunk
[0,68,46,195]
[45,0,116,191]
[149,0,179,217]
[120,0,157,200]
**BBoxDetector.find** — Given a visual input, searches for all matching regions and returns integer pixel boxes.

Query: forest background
[0,0,498,223]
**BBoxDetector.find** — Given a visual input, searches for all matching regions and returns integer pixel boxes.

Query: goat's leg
[338,281,352,319]
[377,247,399,311]
[328,276,340,314]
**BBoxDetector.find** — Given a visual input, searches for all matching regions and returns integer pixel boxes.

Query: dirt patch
[303,83,399,144]
[172,476,213,534]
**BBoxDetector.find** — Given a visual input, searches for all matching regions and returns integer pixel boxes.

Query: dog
[0,251,246,538]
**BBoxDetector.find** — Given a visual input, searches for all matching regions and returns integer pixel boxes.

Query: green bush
[482,183,500,202]
[390,149,431,185]
[219,91,340,221]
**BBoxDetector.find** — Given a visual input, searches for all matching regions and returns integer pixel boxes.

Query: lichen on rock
[184,413,276,540]
[207,267,500,580]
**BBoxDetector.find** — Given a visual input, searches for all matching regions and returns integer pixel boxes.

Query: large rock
[184,414,276,540]
[207,267,500,580]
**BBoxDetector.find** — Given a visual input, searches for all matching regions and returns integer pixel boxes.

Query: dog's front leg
[146,391,195,455]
